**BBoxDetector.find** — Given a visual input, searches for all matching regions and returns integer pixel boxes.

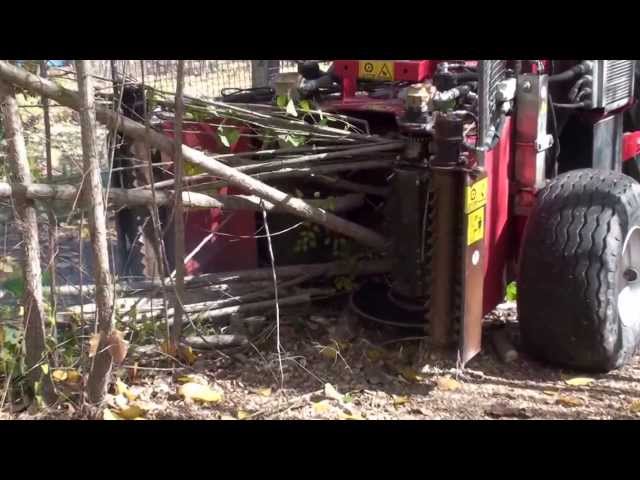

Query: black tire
[519,168,640,372]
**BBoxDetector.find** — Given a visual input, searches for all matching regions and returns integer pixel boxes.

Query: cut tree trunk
[77,60,115,405]
[184,335,248,349]
[44,258,392,297]
[0,77,56,404]
[0,61,388,251]
[0,183,364,213]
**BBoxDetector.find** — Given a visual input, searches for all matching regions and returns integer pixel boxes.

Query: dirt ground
[2,298,640,421]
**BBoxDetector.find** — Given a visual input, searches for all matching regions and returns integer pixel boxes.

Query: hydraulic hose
[433,84,474,107]
[299,73,339,96]
[221,87,274,103]
[548,93,560,177]
[569,75,592,102]
[548,61,592,84]
[487,112,507,150]
[575,88,592,102]
[552,101,590,109]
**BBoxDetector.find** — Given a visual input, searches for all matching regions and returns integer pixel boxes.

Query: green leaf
[276,95,288,108]
[41,270,52,287]
[3,276,25,299]
[505,281,517,302]
[218,126,240,149]
[286,99,298,117]
[288,135,304,147]
[299,100,311,112]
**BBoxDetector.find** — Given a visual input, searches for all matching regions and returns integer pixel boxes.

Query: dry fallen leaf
[160,340,177,356]
[324,383,343,402]
[629,400,640,413]
[312,400,331,415]
[237,410,250,420]
[339,411,364,420]
[393,395,409,406]
[114,394,129,409]
[177,374,208,385]
[103,408,123,420]
[319,346,338,361]
[398,366,421,383]
[564,377,595,387]
[178,383,223,403]
[330,339,350,352]
[52,370,68,382]
[556,395,585,407]
[178,344,198,365]
[0,257,15,273]
[88,333,101,358]
[486,403,532,419]
[116,404,147,420]
[128,362,139,383]
[542,390,557,396]
[107,330,129,364]
[255,387,272,397]
[66,370,82,384]
[116,380,138,402]
[436,376,461,391]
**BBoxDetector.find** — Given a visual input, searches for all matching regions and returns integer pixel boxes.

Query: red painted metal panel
[482,117,514,314]
[623,131,640,162]
[393,61,434,82]
[161,120,257,275]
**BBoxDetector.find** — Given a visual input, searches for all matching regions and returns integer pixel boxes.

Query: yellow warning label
[465,177,488,214]
[467,208,485,246]
[358,61,395,81]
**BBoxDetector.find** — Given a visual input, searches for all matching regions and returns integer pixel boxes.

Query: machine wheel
[519,168,640,371]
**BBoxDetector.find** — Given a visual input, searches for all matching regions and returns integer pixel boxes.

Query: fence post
[251,60,280,88]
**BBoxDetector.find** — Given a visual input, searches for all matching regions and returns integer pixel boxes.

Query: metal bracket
[514,74,550,194]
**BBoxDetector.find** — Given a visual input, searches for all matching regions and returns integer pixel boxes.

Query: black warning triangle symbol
[379,63,392,79]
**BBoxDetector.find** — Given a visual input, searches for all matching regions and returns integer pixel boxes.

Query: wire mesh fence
[4,60,302,182]
[88,60,299,99]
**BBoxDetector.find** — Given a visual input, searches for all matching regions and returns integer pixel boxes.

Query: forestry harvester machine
[113,60,640,372]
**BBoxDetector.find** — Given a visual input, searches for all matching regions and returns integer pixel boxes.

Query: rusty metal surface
[429,169,461,348]
[459,170,488,366]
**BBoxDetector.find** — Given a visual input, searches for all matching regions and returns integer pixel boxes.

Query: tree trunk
[0,77,55,404]
[0,61,388,251]
[44,257,392,297]
[171,60,186,347]
[40,61,57,345]
[0,183,365,213]
[77,60,115,405]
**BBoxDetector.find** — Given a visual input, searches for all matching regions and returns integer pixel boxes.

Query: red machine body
[160,120,258,275]
[322,60,515,317]
[624,130,640,161]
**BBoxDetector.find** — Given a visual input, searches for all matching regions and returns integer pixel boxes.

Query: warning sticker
[358,61,395,81]
[465,177,488,214]
[467,208,485,246]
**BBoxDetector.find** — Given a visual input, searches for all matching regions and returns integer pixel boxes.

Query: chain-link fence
[4,60,303,181]
[89,60,299,99]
